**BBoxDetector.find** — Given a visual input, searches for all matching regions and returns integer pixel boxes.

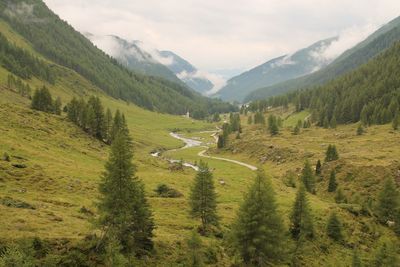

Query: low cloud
[310,24,379,62]
[177,70,226,95]
[270,55,297,69]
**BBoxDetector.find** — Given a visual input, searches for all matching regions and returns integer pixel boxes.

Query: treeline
[0,32,55,83]
[66,96,124,144]
[0,1,235,118]
[250,41,400,128]
[31,86,61,115]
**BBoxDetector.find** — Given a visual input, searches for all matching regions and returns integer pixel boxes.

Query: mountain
[214,37,337,102]
[245,16,400,102]
[0,0,234,117]
[159,51,214,95]
[85,34,183,84]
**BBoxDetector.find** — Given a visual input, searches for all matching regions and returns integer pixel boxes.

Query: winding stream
[151,131,257,171]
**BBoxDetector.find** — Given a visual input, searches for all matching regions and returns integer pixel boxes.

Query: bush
[154,184,183,198]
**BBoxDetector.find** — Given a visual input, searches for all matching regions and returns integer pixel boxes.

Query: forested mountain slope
[246,16,400,101]
[215,37,336,102]
[0,0,234,117]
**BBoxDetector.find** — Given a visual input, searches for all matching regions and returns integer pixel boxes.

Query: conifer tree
[104,108,113,144]
[315,160,322,176]
[217,135,225,149]
[97,130,154,254]
[357,124,364,135]
[88,96,105,140]
[110,110,123,143]
[335,187,346,203]
[189,161,219,235]
[31,86,53,113]
[290,185,314,240]
[293,125,300,135]
[268,115,279,136]
[328,170,338,192]
[323,116,329,128]
[301,160,316,194]
[325,145,339,162]
[326,212,343,242]
[376,177,399,224]
[53,97,62,115]
[232,169,286,265]
[392,113,400,130]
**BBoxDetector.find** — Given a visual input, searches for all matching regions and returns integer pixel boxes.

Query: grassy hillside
[246,17,400,102]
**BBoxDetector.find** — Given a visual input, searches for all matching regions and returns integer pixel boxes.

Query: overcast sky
[43,0,400,75]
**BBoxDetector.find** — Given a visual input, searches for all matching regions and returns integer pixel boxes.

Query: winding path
[168,131,257,171]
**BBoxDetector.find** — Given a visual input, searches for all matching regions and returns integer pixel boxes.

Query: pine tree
[326,212,343,242]
[268,115,279,136]
[217,135,225,149]
[376,177,399,224]
[97,130,154,254]
[301,160,316,194]
[104,108,113,144]
[88,96,105,140]
[189,161,219,235]
[325,145,339,162]
[232,169,286,265]
[315,160,322,176]
[328,170,337,192]
[335,187,346,203]
[373,241,399,267]
[323,116,329,128]
[357,124,365,135]
[110,110,123,143]
[290,185,314,240]
[392,113,400,130]
[53,97,62,115]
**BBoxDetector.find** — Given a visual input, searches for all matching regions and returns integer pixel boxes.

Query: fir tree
[357,124,365,135]
[190,161,219,235]
[97,130,154,254]
[375,177,399,224]
[217,135,225,149]
[328,170,338,192]
[104,108,113,144]
[323,116,329,129]
[290,185,314,240]
[110,110,123,143]
[325,145,339,162]
[301,160,316,194]
[326,212,343,242]
[315,160,322,176]
[268,114,279,136]
[53,97,62,115]
[392,113,400,130]
[330,115,337,129]
[232,169,286,265]
[335,187,347,203]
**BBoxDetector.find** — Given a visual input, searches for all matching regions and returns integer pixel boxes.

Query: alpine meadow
[0,0,399,266]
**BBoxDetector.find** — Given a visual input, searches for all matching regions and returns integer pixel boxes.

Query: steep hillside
[160,50,214,95]
[0,0,234,117]
[215,37,337,102]
[246,16,400,101]
[86,34,184,84]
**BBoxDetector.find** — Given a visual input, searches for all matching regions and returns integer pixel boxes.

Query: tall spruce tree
[232,169,286,265]
[301,160,316,194]
[376,177,399,224]
[325,145,339,162]
[315,160,322,176]
[326,212,343,242]
[290,185,314,240]
[97,129,154,254]
[328,170,338,192]
[104,108,113,144]
[189,161,219,235]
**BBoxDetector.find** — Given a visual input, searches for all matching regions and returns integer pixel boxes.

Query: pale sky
[44,0,400,76]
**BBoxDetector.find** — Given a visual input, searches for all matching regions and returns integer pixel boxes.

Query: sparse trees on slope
[301,160,316,194]
[375,177,399,224]
[327,170,337,192]
[290,185,314,240]
[31,86,55,113]
[232,169,286,266]
[325,145,339,162]
[190,161,219,235]
[326,212,343,242]
[97,129,154,254]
